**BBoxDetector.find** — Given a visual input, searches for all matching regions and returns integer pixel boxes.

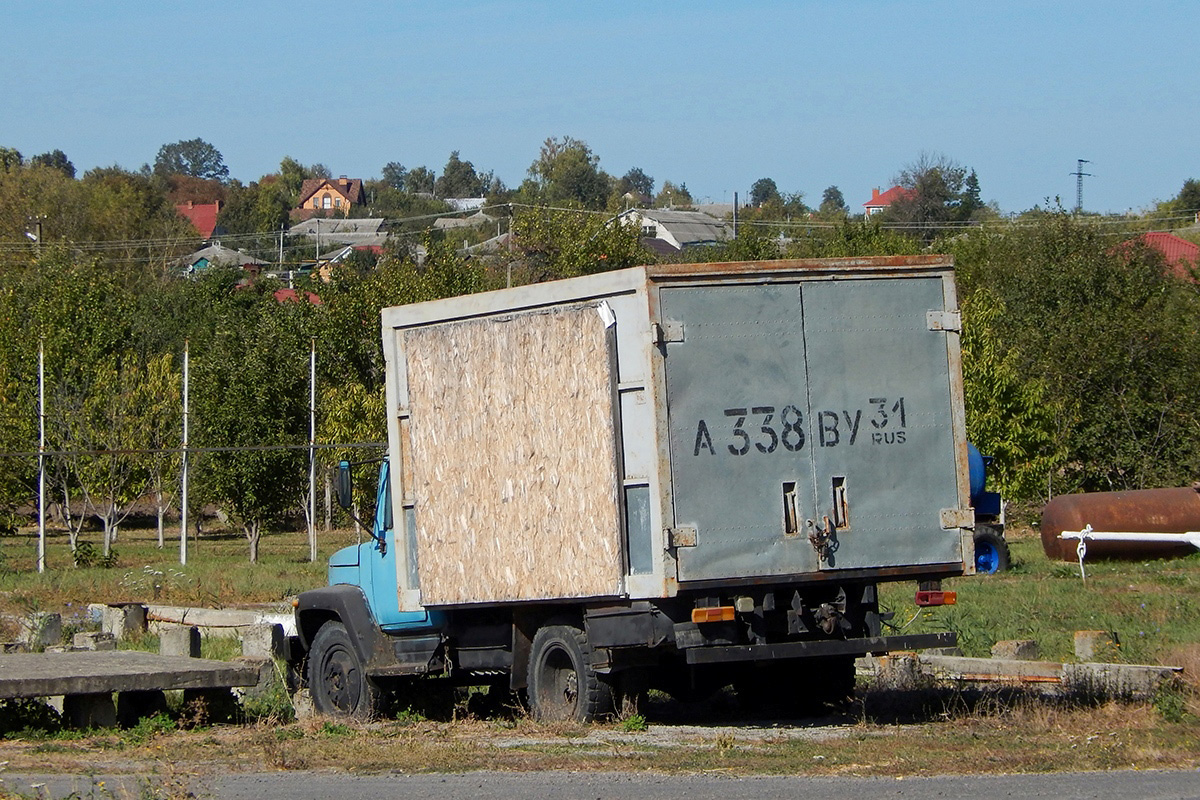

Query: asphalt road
[6,769,1200,800]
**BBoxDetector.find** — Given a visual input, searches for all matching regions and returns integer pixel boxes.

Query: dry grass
[0,699,1196,779]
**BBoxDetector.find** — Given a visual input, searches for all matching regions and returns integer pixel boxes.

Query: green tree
[29,150,75,179]
[524,136,611,209]
[434,151,484,197]
[81,166,194,269]
[750,178,781,207]
[0,290,36,531]
[950,213,1200,492]
[510,207,644,282]
[819,185,848,215]
[0,147,22,172]
[883,152,980,238]
[785,218,921,258]
[617,168,654,198]
[1173,179,1200,214]
[381,162,408,191]
[153,138,230,182]
[65,353,163,555]
[960,288,1063,500]
[653,180,692,209]
[191,275,314,563]
[0,156,86,248]
[406,166,436,194]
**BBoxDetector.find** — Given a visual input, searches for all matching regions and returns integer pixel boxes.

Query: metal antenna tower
[1070,159,1092,213]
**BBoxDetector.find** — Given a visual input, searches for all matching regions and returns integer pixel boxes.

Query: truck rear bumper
[684,632,955,665]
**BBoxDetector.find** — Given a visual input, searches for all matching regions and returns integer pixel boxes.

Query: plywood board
[403,304,623,605]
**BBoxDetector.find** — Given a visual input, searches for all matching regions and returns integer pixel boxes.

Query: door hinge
[940,507,975,529]
[927,310,961,332]
[667,526,697,547]
[653,320,685,345]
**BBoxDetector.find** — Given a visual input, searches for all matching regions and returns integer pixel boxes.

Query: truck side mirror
[336,461,353,509]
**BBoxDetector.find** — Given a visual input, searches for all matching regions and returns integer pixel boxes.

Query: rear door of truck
[659,274,964,583]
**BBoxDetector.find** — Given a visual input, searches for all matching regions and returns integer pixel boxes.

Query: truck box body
[381,256,972,613]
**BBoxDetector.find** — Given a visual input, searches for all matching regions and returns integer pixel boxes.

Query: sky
[2,1,1197,215]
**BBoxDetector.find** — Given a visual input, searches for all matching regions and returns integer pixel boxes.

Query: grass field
[0,519,355,639]
[880,526,1200,667]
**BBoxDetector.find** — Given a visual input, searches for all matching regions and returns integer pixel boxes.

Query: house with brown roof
[294,176,366,219]
[863,186,914,217]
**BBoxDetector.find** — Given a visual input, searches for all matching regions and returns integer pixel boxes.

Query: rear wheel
[974,526,1011,573]
[527,624,615,723]
[308,621,382,720]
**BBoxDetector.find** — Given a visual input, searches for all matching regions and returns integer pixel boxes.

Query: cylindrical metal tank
[1040,486,1200,561]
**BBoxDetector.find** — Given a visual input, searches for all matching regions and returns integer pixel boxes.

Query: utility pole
[1071,159,1092,214]
[26,216,44,256]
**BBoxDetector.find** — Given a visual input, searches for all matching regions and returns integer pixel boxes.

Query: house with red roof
[1136,232,1200,281]
[862,186,914,217]
[176,200,223,239]
[293,176,366,220]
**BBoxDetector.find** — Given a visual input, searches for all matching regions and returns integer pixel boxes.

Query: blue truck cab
[324,458,442,631]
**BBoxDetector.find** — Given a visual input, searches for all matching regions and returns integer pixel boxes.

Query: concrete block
[871,653,926,690]
[1075,630,1120,661]
[291,689,315,721]
[63,692,117,729]
[1063,662,1179,700]
[19,612,62,649]
[102,604,147,641]
[159,625,201,658]
[991,639,1039,661]
[922,646,964,657]
[73,631,117,651]
[241,623,284,659]
[233,657,277,699]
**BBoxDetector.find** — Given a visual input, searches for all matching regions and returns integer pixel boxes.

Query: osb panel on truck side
[402,304,624,605]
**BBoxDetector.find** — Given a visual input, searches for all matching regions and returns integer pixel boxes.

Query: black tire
[308,621,382,720]
[527,624,615,723]
[973,526,1011,574]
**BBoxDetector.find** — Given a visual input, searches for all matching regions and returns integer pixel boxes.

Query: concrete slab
[146,605,296,638]
[0,650,260,700]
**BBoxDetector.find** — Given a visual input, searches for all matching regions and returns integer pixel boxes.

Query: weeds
[72,541,119,569]
[0,700,63,739]
[619,714,648,733]
[317,721,352,738]
[124,713,176,745]
[1152,681,1192,724]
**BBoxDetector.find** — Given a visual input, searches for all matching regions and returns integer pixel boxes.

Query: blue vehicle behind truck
[288,257,976,721]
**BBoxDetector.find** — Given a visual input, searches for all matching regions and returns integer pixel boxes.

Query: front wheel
[974,526,1011,574]
[308,621,382,720]
[527,624,615,723]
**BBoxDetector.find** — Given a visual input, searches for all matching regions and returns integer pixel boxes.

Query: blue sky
[3,1,1196,214]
